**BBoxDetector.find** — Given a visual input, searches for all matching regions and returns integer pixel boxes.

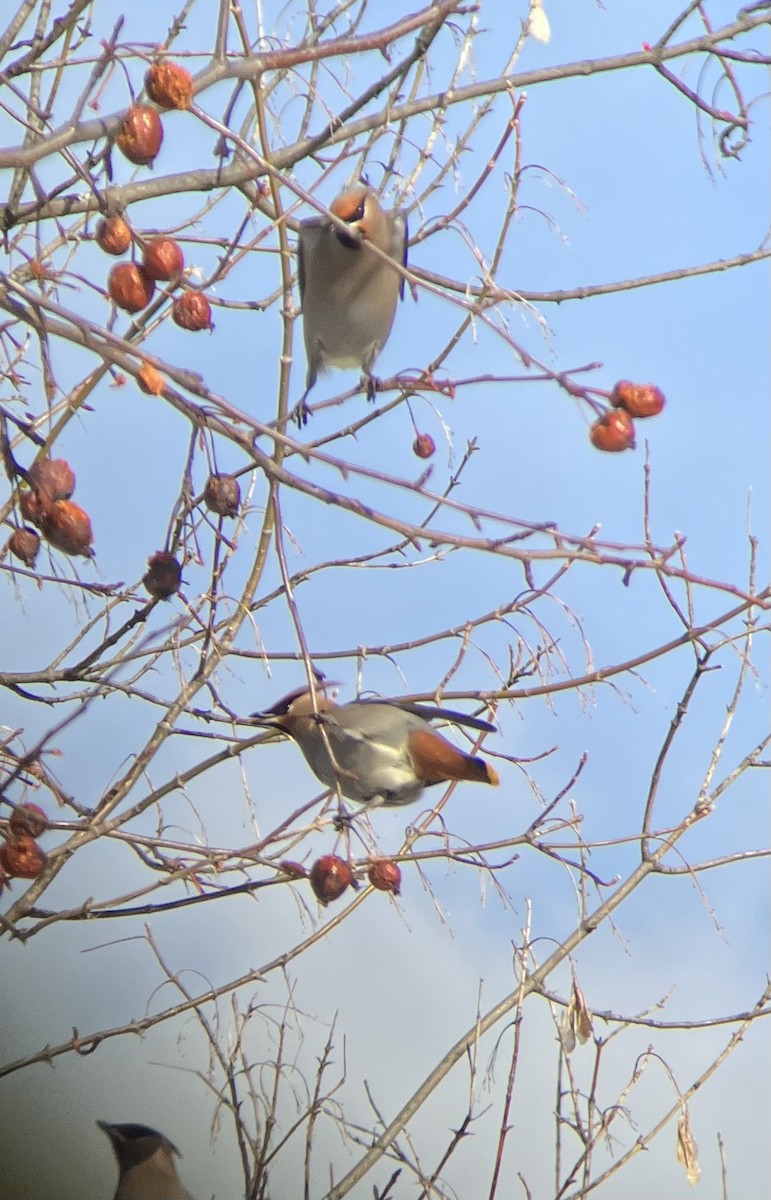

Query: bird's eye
[349,202,366,223]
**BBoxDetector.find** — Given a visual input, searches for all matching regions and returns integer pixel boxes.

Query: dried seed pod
[611,380,666,419]
[19,489,49,528]
[204,474,241,518]
[145,61,194,110]
[8,527,41,568]
[27,457,76,503]
[116,104,163,166]
[143,550,182,599]
[0,836,47,879]
[412,433,436,459]
[368,859,401,895]
[142,236,184,281]
[39,499,94,557]
[589,409,636,453]
[137,363,165,395]
[172,290,213,331]
[309,855,353,906]
[108,262,156,313]
[96,215,132,255]
[9,803,48,838]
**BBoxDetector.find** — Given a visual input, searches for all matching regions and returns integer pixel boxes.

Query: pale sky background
[1,2,769,1199]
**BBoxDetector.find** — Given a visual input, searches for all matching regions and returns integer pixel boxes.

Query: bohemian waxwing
[98,1121,195,1200]
[295,186,407,424]
[252,685,499,808]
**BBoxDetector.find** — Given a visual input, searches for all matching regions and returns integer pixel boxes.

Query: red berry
[108,262,155,313]
[96,215,132,255]
[0,836,47,879]
[39,500,94,557]
[9,804,48,838]
[117,105,163,166]
[368,859,401,895]
[412,433,436,459]
[172,290,212,331]
[309,855,352,906]
[143,551,182,599]
[143,236,184,282]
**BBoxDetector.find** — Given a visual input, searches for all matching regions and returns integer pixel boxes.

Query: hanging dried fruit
[0,836,47,879]
[9,804,48,838]
[145,61,194,110]
[172,290,213,331]
[39,500,94,557]
[143,551,182,599]
[368,859,401,895]
[116,105,163,165]
[27,458,75,503]
[309,855,353,905]
[589,409,636,453]
[8,527,41,568]
[143,236,184,281]
[611,380,666,419]
[108,262,156,313]
[204,474,241,518]
[96,215,132,255]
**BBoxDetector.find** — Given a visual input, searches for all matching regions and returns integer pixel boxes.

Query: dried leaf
[573,981,594,1044]
[560,980,594,1054]
[676,1109,701,1186]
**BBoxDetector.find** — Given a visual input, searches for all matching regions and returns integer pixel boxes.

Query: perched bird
[295,186,407,424]
[252,685,499,808]
[98,1121,194,1200]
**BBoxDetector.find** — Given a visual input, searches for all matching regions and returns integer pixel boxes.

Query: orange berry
[108,262,155,313]
[589,409,636,453]
[145,61,194,110]
[96,215,132,255]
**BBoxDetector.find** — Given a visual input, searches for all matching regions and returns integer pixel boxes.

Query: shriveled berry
[309,855,352,906]
[19,489,49,528]
[108,262,155,313]
[9,803,48,838]
[368,859,401,895]
[0,836,47,879]
[413,433,436,459]
[96,215,132,255]
[137,363,165,395]
[143,551,182,599]
[145,61,194,110]
[117,105,163,166]
[9,527,40,567]
[143,236,184,281]
[204,474,240,518]
[39,499,94,557]
[27,457,75,503]
[172,290,212,331]
[589,409,636,453]
[611,380,666,419]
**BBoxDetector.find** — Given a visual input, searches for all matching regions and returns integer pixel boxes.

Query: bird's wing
[390,212,408,301]
[297,219,324,304]
[355,698,496,734]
